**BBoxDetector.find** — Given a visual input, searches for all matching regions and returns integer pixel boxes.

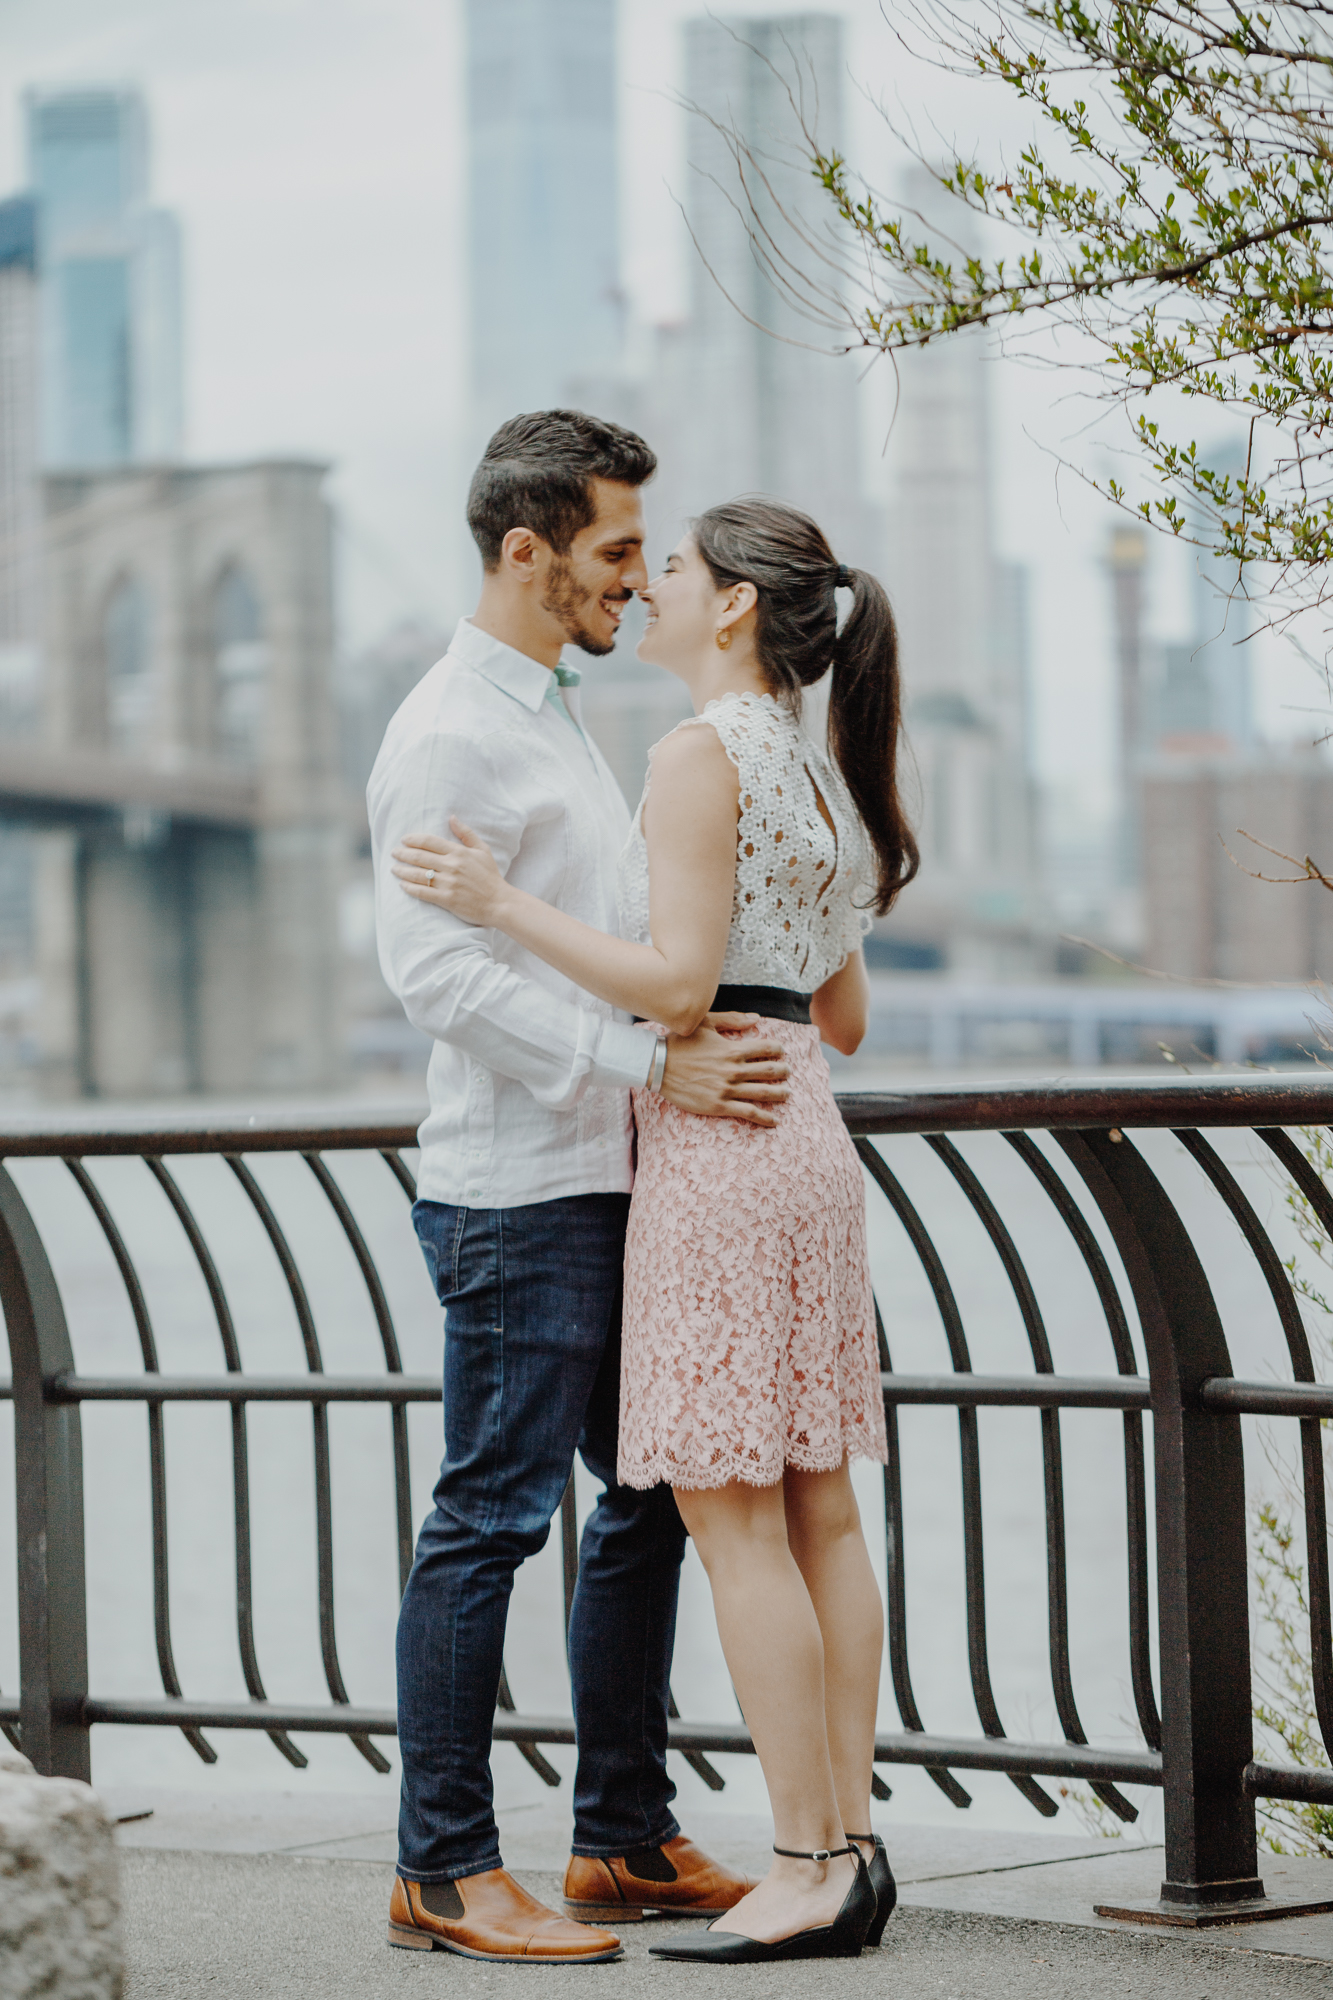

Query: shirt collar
[449,616,580,712]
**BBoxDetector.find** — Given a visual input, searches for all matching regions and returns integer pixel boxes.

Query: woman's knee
[783,1462,863,1551]
[673,1479,788,1570]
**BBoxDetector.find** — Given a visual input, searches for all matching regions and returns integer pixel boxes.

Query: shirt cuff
[591,1018,660,1090]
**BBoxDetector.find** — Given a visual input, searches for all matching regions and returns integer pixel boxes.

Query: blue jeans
[396,1193,688,1883]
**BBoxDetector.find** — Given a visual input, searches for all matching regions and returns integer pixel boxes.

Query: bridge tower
[11,458,344,1098]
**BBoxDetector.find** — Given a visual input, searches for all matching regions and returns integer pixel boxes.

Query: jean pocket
[412,1200,468,1304]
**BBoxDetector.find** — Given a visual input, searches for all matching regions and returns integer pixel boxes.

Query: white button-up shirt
[369,616,655,1208]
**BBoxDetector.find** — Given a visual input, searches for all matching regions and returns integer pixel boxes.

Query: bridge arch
[102,571,153,754]
[210,561,267,764]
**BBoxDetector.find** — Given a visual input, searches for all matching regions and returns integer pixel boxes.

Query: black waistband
[712,984,812,1024]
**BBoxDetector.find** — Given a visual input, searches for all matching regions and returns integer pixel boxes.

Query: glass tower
[465,0,623,449]
[24,87,183,467]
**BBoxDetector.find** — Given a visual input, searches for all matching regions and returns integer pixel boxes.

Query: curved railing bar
[144,1157,307,1771]
[1003,1133,1162,1757]
[870,1288,971,1808]
[927,1136,1133,1820]
[1208,1128,1333,1761]
[224,1154,389,1774]
[856,1138,1048,1811]
[0,1161,89,1776]
[63,1159,216,1768]
[496,1664,561,1787]
[303,1154,414,1596]
[664,1688,728,1792]
[380,1149,418,1202]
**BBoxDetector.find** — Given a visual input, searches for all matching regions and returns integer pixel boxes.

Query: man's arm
[372,725,790,1121]
[371,728,653,1107]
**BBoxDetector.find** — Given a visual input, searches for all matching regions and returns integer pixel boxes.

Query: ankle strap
[772,1843,855,1862]
[844,1832,875,1841]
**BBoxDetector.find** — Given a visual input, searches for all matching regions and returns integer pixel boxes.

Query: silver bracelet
[648,1034,668,1092]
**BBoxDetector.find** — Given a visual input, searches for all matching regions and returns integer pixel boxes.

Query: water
[0,1122,1319,1847]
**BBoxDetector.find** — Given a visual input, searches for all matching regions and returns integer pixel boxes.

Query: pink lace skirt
[618,1021,889,1491]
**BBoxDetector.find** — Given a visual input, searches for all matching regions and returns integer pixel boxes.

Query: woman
[393,499,918,1963]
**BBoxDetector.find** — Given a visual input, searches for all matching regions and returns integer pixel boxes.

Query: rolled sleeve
[593,1016,659,1090]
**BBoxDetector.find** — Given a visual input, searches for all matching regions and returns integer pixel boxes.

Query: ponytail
[692,500,919,915]
[828,568,919,913]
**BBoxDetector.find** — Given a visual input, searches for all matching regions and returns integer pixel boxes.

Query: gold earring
[716,628,732,650]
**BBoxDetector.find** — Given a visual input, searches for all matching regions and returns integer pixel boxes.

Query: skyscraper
[880,167,1042,970]
[652,14,869,562]
[465,0,623,447]
[24,87,183,467]
[0,194,42,742]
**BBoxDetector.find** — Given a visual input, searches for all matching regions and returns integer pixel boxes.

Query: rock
[0,1749,124,1999]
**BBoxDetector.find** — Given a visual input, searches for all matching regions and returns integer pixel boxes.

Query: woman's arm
[810,946,869,1056]
[392,724,739,1036]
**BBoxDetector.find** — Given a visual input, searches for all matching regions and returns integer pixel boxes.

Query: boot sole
[388,1923,622,1962]
[563,1902,734,1924]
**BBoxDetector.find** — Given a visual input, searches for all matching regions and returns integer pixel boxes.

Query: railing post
[0,1162,90,1779]
[1057,1129,1261,1907]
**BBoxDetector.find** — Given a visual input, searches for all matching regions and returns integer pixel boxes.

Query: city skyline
[0,0,1305,797]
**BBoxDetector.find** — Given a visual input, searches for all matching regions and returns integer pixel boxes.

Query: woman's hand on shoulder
[392,819,510,927]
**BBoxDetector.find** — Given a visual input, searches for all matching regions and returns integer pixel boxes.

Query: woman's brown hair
[692,499,919,914]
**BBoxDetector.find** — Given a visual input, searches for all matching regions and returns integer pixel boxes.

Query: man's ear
[500,525,541,581]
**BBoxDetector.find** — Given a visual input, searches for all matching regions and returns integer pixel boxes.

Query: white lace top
[617,690,875,993]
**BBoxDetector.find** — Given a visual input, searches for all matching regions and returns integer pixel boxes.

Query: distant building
[875,169,1042,975]
[1126,474,1297,979]
[339,619,448,801]
[465,0,622,449]
[24,86,183,467]
[0,195,42,714]
[648,13,873,566]
[1142,752,1333,982]
[1150,446,1256,757]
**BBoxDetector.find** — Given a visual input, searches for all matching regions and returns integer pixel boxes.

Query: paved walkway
[110,1789,1333,1998]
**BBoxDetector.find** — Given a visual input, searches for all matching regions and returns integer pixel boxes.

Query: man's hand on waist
[659,1013,790,1126]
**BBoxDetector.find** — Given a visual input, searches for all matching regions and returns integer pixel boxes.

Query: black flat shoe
[847,1832,896,1945]
[648,1844,876,1963]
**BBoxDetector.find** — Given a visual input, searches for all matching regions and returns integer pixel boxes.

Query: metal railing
[2,1077,1333,1916]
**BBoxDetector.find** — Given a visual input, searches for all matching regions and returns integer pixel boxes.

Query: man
[370,409,789,1963]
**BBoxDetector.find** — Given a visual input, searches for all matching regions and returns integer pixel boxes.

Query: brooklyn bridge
[0,458,344,1098]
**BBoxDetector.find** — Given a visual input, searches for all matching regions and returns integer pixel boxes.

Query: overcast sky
[0,0,1306,789]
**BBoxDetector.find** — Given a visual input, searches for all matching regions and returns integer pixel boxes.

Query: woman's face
[636,535,725,670]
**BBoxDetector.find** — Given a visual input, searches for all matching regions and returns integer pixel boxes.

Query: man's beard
[541,556,623,657]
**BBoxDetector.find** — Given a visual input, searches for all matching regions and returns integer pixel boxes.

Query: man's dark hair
[467,409,657,571]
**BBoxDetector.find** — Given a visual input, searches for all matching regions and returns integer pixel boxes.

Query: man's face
[540,478,648,656]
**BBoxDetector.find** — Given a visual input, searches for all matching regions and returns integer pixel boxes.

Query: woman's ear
[720,580,757,633]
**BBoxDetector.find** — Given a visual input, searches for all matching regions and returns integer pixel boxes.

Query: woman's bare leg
[782,1460,884,1856]
[673,1479,858,1941]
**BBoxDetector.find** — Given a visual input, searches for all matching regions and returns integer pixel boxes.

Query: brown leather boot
[563,1833,756,1923]
[388,1870,622,1960]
